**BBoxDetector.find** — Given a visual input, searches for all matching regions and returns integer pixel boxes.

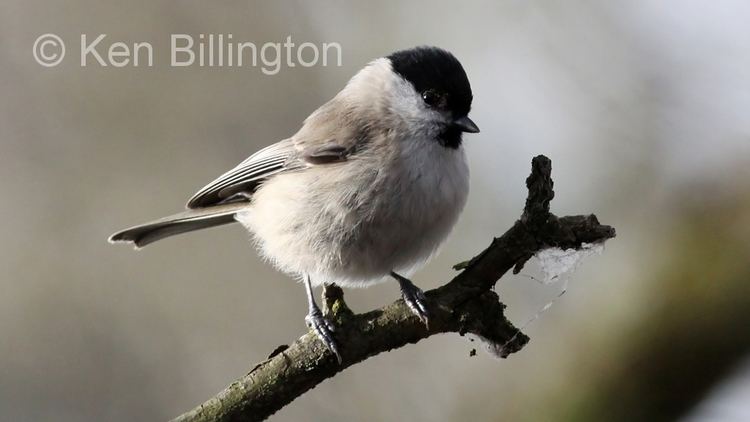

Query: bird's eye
[421,89,444,107]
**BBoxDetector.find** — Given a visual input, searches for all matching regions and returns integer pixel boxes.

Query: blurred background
[1,1,749,421]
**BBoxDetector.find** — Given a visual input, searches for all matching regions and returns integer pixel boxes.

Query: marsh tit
[110,46,479,361]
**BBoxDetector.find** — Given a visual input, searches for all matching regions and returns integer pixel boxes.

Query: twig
[171,155,616,422]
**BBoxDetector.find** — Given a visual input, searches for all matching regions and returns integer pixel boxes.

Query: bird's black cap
[388,46,474,118]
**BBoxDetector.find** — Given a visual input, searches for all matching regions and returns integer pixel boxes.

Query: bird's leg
[304,275,342,363]
[390,271,430,327]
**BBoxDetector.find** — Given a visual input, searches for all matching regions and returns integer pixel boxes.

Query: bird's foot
[305,308,342,363]
[391,272,430,327]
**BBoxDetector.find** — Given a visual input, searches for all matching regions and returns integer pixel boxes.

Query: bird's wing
[186,140,298,208]
[187,100,365,209]
[292,101,364,164]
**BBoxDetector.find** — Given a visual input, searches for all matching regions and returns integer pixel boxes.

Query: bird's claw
[400,281,430,328]
[305,310,342,363]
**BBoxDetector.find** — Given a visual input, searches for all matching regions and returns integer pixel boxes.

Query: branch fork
[172,155,616,422]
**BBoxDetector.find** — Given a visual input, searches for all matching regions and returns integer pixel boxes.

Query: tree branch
[171,155,616,422]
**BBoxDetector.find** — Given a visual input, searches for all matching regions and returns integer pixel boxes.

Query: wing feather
[187,99,367,209]
[186,140,296,208]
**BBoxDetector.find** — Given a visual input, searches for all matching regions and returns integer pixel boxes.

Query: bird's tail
[108,203,248,248]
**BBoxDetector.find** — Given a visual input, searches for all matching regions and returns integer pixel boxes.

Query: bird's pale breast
[237,137,469,287]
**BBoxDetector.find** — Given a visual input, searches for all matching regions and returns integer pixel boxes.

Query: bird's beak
[453,116,480,133]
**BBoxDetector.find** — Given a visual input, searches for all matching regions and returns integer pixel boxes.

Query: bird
[109,46,479,362]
